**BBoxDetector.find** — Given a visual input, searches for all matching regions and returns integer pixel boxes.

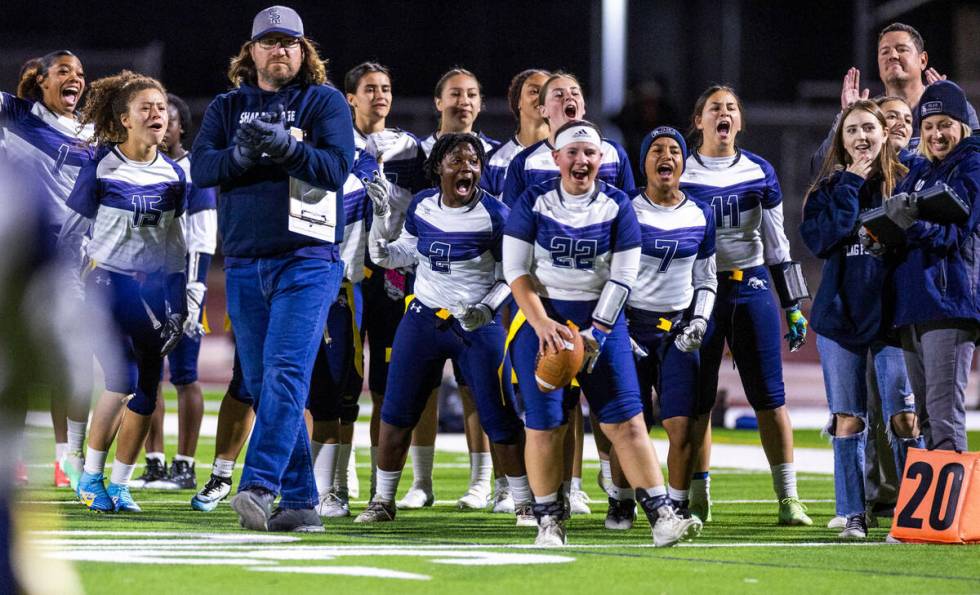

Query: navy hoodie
[801,170,901,347]
[892,136,980,327]
[191,81,354,258]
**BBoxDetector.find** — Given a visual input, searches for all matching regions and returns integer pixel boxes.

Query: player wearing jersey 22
[504,120,700,546]
[58,71,187,513]
[604,127,717,530]
[2,51,94,490]
[355,133,530,524]
[679,86,811,526]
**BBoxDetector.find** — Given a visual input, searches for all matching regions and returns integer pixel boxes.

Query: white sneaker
[651,505,702,547]
[827,515,846,529]
[396,486,434,509]
[492,486,515,514]
[457,482,491,510]
[569,488,592,515]
[316,487,350,518]
[515,502,537,527]
[534,515,567,546]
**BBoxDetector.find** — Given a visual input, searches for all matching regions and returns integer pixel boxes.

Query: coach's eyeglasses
[256,36,301,50]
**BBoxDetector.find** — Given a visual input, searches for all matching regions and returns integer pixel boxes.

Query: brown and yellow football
[534,327,585,392]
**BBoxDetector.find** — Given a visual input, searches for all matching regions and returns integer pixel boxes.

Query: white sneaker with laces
[534,515,567,546]
[827,515,846,529]
[316,487,350,518]
[492,486,515,514]
[396,485,434,509]
[651,505,702,547]
[569,488,592,515]
[457,481,491,510]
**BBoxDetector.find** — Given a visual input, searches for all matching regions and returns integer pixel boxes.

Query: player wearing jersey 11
[58,71,187,513]
[355,133,529,524]
[680,86,811,525]
[606,127,716,530]
[345,62,427,505]
[131,93,217,491]
[504,120,700,546]
[481,69,551,198]
[3,51,94,489]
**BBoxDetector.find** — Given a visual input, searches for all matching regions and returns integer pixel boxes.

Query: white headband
[554,125,601,151]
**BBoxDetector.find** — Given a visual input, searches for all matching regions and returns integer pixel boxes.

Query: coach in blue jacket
[192,5,354,531]
[885,81,980,453]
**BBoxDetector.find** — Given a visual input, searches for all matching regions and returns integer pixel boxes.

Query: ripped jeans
[816,335,922,517]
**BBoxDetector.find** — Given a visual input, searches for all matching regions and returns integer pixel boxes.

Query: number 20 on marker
[890,448,980,544]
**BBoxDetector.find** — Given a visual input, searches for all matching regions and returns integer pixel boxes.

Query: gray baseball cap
[251,5,304,40]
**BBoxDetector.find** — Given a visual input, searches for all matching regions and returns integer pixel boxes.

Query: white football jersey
[481,136,524,198]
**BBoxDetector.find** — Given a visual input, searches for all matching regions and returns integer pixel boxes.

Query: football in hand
[534,327,585,392]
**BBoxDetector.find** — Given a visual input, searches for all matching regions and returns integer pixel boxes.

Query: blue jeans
[226,254,343,509]
[817,335,920,516]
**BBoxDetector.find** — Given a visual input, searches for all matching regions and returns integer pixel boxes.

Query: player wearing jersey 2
[128,93,217,491]
[680,86,811,526]
[3,51,94,490]
[354,133,530,524]
[482,69,551,198]
[605,127,716,530]
[503,120,700,546]
[58,71,187,513]
[345,62,427,504]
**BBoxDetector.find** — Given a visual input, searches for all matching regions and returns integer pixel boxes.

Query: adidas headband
[554,125,602,151]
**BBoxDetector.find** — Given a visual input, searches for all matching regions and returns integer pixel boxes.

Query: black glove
[884,192,918,230]
[858,226,886,257]
[160,313,186,356]
[244,108,296,160]
[231,127,263,169]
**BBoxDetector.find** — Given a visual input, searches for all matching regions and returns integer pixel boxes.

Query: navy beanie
[919,80,971,126]
[639,126,688,182]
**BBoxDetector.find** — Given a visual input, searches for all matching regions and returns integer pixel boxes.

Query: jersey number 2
[429,241,452,274]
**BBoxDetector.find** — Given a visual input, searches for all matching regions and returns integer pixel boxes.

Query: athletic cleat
[316,487,350,518]
[569,488,591,515]
[354,499,396,523]
[191,475,232,512]
[76,472,113,512]
[268,507,324,532]
[688,497,712,523]
[457,482,491,510]
[130,457,167,489]
[515,502,537,527]
[492,486,515,514]
[605,497,636,530]
[535,515,567,546]
[827,515,846,529]
[156,459,197,490]
[54,461,70,488]
[59,450,84,492]
[396,486,434,509]
[778,497,813,526]
[231,488,275,531]
[107,482,142,512]
[838,513,868,539]
[651,504,702,547]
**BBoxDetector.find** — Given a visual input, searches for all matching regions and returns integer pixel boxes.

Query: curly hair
[17,50,79,104]
[423,132,487,185]
[227,37,327,88]
[79,70,167,145]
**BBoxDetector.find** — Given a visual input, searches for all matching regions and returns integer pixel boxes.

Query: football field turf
[15,396,980,594]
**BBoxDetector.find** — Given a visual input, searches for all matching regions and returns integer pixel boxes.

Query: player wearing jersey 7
[680,86,811,526]
[503,120,700,547]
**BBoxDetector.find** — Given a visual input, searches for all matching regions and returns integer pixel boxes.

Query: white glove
[369,238,389,264]
[183,281,206,339]
[457,303,493,332]
[629,336,649,359]
[674,318,707,353]
[363,170,390,218]
[579,326,610,374]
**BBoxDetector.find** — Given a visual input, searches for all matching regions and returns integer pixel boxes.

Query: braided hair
[423,132,487,185]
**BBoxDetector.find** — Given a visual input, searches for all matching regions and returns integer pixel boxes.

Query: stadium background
[4,0,978,407]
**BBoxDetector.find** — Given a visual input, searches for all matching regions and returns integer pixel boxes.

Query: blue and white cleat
[76,472,114,512]
[191,475,232,512]
[108,482,142,513]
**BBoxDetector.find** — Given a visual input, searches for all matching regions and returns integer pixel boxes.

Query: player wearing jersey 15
[679,86,811,526]
[130,93,218,491]
[802,100,921,539]
[3,51,94,490]
[504,120,700,546]
[481,69,551,198]
[58,71,187,513]
[345,62,427,505]
[355,133,530,524]
[604,127,717,530]
[420,68,499,157]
